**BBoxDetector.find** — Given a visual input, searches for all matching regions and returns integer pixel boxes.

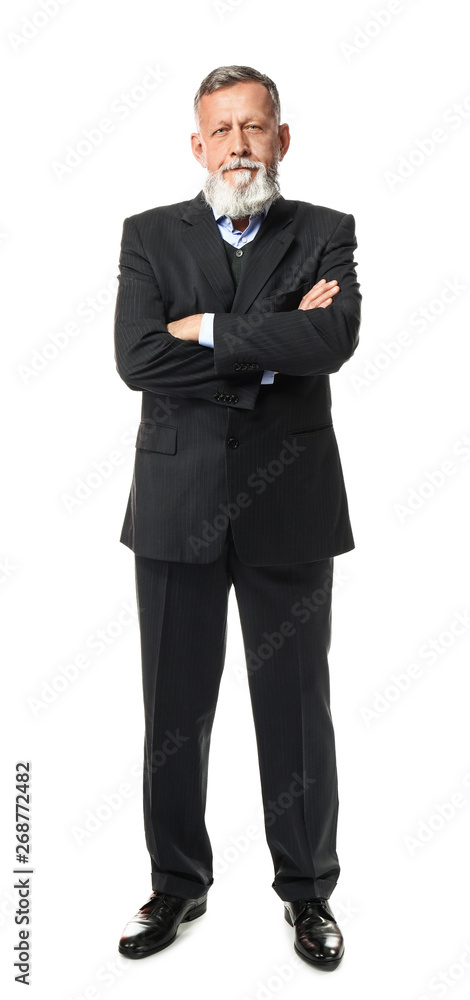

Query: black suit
[114,191,360,565]
[114,191,361,902]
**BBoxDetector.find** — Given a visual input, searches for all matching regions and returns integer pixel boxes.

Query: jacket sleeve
[211,212,361,377]
[113,216,260,406]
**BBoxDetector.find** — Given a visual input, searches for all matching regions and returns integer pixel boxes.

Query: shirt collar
[211,200,272,229]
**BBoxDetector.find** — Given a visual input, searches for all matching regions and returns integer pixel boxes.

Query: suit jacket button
[233,363,241,371]
[227,437,239,449]
[213,392,221,400]
[253,363,260,369]
[230,395,239,403]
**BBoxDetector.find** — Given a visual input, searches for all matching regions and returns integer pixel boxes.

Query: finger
[309,278,338,293]
[310,280,339,298]
[299,285,340,309]
[304,282,340,300]
[299,288,339,310]
[298,297,331,311]
[314,279,338,291]
[299,280,339,305]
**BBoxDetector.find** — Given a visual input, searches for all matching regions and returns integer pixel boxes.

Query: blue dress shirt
[198,204,276,384]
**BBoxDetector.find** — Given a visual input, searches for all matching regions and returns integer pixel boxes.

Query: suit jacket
[114,190,361,565]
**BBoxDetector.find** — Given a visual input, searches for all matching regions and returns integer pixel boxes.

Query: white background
[1,0,470,997]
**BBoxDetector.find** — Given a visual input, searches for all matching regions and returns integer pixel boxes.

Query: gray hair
[194,65,281,130]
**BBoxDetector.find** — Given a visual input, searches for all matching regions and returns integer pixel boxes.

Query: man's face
[191,81,290,219]
[192,81,289,178]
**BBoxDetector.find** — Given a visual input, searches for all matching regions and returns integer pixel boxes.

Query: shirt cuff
[260,370,275,384]
[198,313,214,348]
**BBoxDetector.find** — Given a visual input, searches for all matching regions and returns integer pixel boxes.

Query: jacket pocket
[287,422,333,436]
[260,279,313,311]
[135,420,177,454]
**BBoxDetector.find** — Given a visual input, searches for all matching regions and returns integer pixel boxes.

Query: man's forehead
[199,84,274,122]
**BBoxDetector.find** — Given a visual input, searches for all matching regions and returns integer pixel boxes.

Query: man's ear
[191,133,205,167]
[279,123,291,160]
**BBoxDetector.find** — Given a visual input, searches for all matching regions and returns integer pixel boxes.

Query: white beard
[201,154,281,220]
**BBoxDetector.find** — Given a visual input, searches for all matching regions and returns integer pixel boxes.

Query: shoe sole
[118,898,207,959]
[284,905,344,971]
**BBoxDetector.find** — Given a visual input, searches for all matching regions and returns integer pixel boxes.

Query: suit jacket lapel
[231,198,295,313]
[181,191,296,314]
[181,192,235,312]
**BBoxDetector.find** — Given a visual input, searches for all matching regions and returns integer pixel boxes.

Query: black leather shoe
[118,890,207,959]
[284,897,344,970]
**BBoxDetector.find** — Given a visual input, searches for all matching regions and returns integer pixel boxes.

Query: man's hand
[167,314,204,341]
[298,278,340,311]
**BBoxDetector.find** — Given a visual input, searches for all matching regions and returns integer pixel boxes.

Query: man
[114,65,361,971]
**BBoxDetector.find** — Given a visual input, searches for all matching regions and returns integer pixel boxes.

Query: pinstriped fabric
[114,190,361,565]
[135,547,230,897]
[135,522,340,902]
[213,210,361,376]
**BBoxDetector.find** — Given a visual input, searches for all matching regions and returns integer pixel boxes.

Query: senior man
[114,64,361,971]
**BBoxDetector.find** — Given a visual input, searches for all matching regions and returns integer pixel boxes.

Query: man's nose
[231,127,250,158]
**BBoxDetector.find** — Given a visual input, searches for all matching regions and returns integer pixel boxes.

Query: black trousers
[134,522,340,903]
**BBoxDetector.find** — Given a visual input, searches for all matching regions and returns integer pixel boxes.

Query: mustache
[220,158,263,172]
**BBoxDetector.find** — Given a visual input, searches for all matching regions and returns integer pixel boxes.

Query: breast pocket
[135,420,177,454]
[260,279,313,312]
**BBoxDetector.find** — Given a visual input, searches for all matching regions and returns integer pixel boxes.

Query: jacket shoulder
[124,198,194,228]
[285,199,354,226]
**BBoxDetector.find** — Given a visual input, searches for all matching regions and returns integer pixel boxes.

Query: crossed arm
[165,212,360,378]
[114,212,361,398]
[167,278,341,344]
